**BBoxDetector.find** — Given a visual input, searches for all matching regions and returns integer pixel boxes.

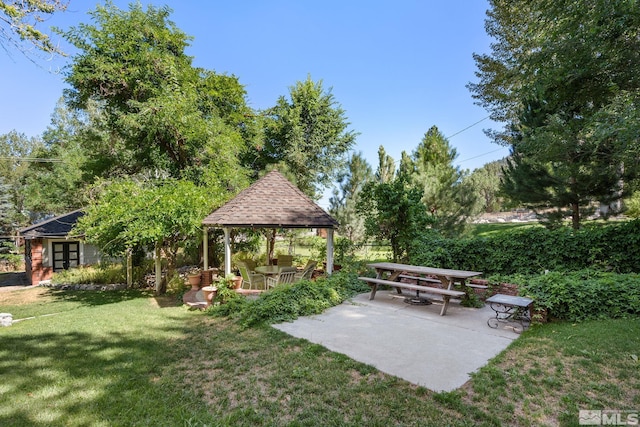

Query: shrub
[51,264,126,285]
[485,270,640,322]
[210,271,369,328]
[0,241,22,270]
[409,220,640,275]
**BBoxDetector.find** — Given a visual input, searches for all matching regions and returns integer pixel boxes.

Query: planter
[187,273,201,290]
[231,276,243,289]
[201,286,218,307]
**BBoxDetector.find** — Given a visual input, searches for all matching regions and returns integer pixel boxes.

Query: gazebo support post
[326,228,334,275]
[224,227,231,276]
[203,227,209,270]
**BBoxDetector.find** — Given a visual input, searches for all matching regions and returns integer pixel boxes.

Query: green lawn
[467,222,540,237]
[1,287,639,426]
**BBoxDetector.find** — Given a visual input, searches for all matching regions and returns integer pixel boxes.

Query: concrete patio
[273,290,520,392]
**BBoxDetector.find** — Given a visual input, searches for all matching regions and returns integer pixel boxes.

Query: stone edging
[38,282,128,291]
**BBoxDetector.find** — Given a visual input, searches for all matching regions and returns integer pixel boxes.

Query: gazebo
[201,170,339,276]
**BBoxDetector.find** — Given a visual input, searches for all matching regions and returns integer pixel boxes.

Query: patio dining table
[255,265,281,279]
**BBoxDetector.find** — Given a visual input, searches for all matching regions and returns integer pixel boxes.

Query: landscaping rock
[38,282,127,291]
[0,313,12,327]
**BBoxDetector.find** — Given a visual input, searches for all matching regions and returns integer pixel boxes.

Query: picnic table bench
[398,274,488,290]
[358,277,465,316]
[359,262,483,316]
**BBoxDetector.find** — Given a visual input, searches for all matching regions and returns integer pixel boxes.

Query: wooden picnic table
[368,262,482,289]
[359,262,483,316]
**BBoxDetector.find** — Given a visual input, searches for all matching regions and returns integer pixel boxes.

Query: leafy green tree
[0,178,12,236]
[75,178,214,294]
[469,0,640,229]
[0,131,43,233]
[61,2,251,190]
[410,126,478,235]
[357,157,430,262]
[259,76,357,198]
[23,99,97,216]
[0,0,67,57]
[329,152,373,241]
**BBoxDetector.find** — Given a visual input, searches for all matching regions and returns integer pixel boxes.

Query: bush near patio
[409,219,640,275]
[407,220,640,323]
[487,270,640,322]
[210,271,369,327]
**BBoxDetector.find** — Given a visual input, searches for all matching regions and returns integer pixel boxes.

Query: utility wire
[457,147,508,163]
[445,115,510,164]
[0,157,62,163]
[446,116,489,139]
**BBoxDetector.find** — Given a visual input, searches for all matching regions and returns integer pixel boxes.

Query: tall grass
[51,264,126,285]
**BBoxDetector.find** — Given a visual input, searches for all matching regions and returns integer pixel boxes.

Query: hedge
[491,270,640,322]
[409,220,640,275]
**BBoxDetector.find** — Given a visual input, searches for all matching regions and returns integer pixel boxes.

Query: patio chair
[277,255,293,267]
[237,259,256,273]
[266,267,298,289]
[238,264,265,290]
[295,260,317,281]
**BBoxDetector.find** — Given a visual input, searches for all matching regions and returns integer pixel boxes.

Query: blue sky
[1,1,509,184]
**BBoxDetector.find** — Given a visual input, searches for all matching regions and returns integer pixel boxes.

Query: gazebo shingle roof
[202,171,338,229]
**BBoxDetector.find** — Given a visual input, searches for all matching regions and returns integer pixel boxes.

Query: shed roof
[19,209,84,239]
[202,170,338,229]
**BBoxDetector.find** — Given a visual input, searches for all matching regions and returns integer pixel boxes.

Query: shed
[202,170,339,275]
[19,210,102,285]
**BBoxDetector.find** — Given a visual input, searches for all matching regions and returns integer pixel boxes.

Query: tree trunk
[571,202,581,230]
[126,248,133,288]
[163,242,178,286]
[154,242,165,295]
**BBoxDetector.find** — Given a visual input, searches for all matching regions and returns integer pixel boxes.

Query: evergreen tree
[465,159,508,213]
[469,0,640,228]
[410,126,478,235]
[375,145,396,183]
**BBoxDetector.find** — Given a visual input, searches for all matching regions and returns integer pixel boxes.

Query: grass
[467,222,540,237]
[1,287,639,426]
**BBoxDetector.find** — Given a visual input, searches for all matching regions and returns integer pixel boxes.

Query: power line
[446,116,490,139]
[445,115,510,164]
[458,147,509,163]
[0,157,62,163]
